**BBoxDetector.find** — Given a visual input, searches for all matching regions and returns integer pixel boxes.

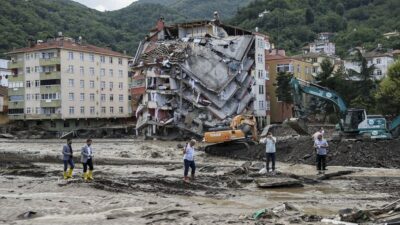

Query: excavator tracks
[204,140,257,157]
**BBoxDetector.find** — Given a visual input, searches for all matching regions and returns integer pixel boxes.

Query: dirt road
[0,139,399,224]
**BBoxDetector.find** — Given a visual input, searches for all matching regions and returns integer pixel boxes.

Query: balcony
[8,61,23,69]
[40,99,61,108]
[8,101,24,109]
[39,57,60,66]
[40,71,61,80]
[26,113,62,120]
[40,85,61,93]
[8,74,24,82]
[8,87,25,95]
[8,114,25,120]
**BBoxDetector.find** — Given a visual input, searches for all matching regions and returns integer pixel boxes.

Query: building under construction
[131,14,270,138]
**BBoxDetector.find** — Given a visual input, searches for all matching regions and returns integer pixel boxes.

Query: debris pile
[131,19,257,138]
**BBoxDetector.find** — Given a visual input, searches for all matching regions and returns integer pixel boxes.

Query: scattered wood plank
[317,170,355,180]
[255,177,304,188]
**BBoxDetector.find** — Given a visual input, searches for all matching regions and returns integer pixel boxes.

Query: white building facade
[0,59,10,87]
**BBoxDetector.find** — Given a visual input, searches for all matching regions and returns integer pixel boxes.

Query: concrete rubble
[131,16,257,138]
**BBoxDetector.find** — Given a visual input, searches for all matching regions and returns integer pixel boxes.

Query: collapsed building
[131,14,270,138]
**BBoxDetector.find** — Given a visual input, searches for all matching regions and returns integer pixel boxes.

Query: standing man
[314,134,329,174]
[183,139,196,183]
[260,132,277,174]
[62,139,75,180]
[81,139,94,181]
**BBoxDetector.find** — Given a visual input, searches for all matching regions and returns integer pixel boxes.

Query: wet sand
[1,139,399,224]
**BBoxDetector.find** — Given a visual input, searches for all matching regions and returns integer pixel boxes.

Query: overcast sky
[72,0,137,11]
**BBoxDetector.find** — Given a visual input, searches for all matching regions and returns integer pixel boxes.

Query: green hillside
[137,0,254,19]
[230,0,400,56]
[0,0,186,57]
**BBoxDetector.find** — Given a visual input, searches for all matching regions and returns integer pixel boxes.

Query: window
[69,93,74,101]
[101,107,106,114]
[26,94,31,100]
[109,82,113,89]
[277,64,293,73]
[35,80,40,87]
[10,95,24,101]
[80,80,84,88]
[35,93,40,100]
[257,53,263,64]
[41,93,58,100]
[34,53,39,59]
[80,66,84,76]
[119,107,124,114]
[109,57,113,64]
[109,94,114,102]
[90,93,95,101]
[259,100,265,110]
[266,100,270,110]
[101,94,106,102]
[26,107,31,114]
[68,65,74,74]
[89,67,94,76]
[119,94,124,102]
[80,93,85,101]
[118,58,123,65]
[89,80,95,88]
[100,81,106,89]
[64,121,70,128]
[35,107,41,114]
[25,53,30,60]
[69,107,75,115]
[110,107,114,114]
[89,54,94,62]
[90,106,95,115]
[118,70,123,78]
[100,68,105,76]
[80,52,84,61]
[259,85,264,94]
[257,70,263,79]
[100,56,105,63]
[109,69,113,77]
[26,67,31,74]
[68,79,74,87]
[377,69,382,76]
[312,58,317,63]
[68,51,74,60]
[43,108,56,114]
[376,58,381,64]
[80,106,85,114]
[26,81,31,88]
[118,82,123,90]
[35,66,39,73]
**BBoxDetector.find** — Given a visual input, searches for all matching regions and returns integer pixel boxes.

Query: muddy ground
[0,138,400,224]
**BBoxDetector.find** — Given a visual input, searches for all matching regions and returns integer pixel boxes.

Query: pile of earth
[206,137,400,169]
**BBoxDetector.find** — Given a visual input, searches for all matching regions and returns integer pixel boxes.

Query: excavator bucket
[283,118,309,135]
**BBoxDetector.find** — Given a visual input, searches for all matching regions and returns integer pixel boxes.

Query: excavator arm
[287,78,348,134]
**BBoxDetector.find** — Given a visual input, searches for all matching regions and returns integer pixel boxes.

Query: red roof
[8,38,131,58]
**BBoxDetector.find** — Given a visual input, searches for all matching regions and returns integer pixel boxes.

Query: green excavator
[286,77,400,140]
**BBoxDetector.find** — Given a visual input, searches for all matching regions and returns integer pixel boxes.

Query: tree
[336,3,345,16]
[316,58,334,86]
[305,8,314,24]
[275,71,293,104]
[375,60,400,115]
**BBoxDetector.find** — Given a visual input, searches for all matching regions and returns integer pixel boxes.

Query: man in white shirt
[183,139,196,183]
[314,134,329,174]
[260,132,277,173]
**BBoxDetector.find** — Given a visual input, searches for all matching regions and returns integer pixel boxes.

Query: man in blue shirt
[314,134,329,174]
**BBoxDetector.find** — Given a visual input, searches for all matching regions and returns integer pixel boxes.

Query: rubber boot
[67,168,73,179]
[83,172,88,181]
[63,171,68,180]
[183,176,189,183]
[87,170,94,180]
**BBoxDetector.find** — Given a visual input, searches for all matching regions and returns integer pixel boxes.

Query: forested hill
[1,0,399,59]
[230,0,400,57]
[0,0,186,57]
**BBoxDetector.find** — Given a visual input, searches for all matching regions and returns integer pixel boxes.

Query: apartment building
[266,50,313,123]
[292,52,341,77]
[7,36,131,131]
[252,32,271,128]
[131,16,264,137]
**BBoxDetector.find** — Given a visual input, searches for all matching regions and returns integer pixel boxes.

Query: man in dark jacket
[62,139,75,179]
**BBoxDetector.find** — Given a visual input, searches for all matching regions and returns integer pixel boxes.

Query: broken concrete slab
[255,177,304,188]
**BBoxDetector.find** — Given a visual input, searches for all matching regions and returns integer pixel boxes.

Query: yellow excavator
[203,115,259,154]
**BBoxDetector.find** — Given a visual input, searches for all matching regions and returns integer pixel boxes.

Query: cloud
[73,0,137,11]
